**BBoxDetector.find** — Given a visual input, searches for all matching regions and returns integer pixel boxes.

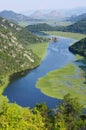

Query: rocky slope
[0,17,40,85]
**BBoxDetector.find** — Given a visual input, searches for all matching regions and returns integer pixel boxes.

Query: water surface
[3,37,75,108]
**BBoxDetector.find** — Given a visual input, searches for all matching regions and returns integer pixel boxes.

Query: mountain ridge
[0,17,43,86]
[27,17,86,34]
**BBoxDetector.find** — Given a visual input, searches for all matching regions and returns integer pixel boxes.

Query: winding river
[3,37,76,109]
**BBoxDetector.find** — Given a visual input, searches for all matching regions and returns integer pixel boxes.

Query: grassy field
[28,31,86,59]
[45,31,86,40]
[36,61,86,107]
[29,42,48,59]
[55,21,73,26]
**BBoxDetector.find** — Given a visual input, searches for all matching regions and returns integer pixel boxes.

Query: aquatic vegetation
[36,63,86,107]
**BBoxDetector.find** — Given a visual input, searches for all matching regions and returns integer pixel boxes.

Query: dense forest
[0,94,86,130]
[69,38,86,57]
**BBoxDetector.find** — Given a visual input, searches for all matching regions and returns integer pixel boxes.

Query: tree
[33,102,53,130]
[54,94,84,130]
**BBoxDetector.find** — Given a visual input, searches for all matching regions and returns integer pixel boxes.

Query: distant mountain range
[0,10,65,21]
[30,10,65,19]
[0,10,43,25]
[23,7,86,19]
[0,8,86,24]
[0,9,86,35]
[0,10,31,23]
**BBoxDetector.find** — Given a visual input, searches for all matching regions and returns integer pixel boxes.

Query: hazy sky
[0,0,86,12]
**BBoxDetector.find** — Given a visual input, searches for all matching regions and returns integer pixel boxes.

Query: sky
[0,0,86,13]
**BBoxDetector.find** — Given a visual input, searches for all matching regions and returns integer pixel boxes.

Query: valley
[0,6,86,129]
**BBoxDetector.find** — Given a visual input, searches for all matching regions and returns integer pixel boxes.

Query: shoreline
[0,64,40,96]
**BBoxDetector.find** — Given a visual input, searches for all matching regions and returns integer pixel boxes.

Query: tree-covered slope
[27,18,86,34]
[0,17,46,44]
[69,38,86,57]
[64,18,86,34]
[26,23,54,32]
[0,17,41,86]
[0,94,85,130]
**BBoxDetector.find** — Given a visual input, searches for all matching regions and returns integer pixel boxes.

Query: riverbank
[0,42,48,96]
[29,42,49,59]
[0,75,9,95]
[45,31,86,40]
[36,55,86,107]
[0,65,39,95]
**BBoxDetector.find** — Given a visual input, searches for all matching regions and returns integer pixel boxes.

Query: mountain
[67,13,86,22]
[69,38,86,57]
[28,7,86,20]
[0,10,43,25]
[0,10,31,23]
[0,16,45,44]
[26,17,86,34]
[30,10,45,19]
[30,10,65,20]
[64,18,86,34]
[47,10,65,19]
[26,23,54,32]
[0,17,41,78]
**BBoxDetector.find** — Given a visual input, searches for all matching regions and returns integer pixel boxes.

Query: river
[3,37,75,109]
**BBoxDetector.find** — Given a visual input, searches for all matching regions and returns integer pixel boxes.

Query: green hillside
[0,17,46,44]
[26,23,54,32]
[64,18,86,34]
[0,17,41,90]
[27,18,86,34]
[69,38,86,56]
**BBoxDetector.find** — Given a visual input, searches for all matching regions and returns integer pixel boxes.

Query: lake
[3,37,75,109]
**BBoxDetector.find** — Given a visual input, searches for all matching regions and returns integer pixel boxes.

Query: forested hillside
[26,23,54,32]
[64,18,86,34]
[0,17,46,44]
[0,17,43,90]
[27,18,86,34]
[69,38,86,56]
